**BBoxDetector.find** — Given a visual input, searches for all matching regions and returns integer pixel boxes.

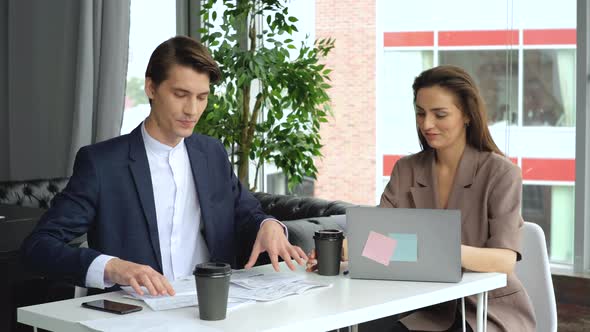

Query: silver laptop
[347,207,462,283]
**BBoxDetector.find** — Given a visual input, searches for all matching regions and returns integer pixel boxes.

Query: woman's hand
[306,238,349,272]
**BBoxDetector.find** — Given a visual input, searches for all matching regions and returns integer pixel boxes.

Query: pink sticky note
[361,231,397,266]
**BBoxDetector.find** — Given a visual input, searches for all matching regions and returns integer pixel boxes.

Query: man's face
[144,64,210,146]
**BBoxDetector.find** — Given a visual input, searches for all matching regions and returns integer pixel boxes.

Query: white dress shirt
[141,122,210,280]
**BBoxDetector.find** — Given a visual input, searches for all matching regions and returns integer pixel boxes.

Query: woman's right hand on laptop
[305,238,349,272]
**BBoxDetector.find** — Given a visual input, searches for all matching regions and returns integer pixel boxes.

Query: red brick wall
[314,0,376,205]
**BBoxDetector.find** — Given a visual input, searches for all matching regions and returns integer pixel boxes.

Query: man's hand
[244,220,308,272]
[105,258,175,296]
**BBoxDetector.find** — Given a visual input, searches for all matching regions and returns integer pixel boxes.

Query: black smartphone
[82,299,143,315]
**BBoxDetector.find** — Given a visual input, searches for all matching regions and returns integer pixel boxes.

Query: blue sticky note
[388,233,418,262]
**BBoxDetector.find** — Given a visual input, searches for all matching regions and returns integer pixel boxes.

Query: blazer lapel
[446,145,477,211]
[410,150,437,209]
[128,125,162,271]
[184,136,213,255]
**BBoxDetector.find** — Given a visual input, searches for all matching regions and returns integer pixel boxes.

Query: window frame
[574,0,590,274]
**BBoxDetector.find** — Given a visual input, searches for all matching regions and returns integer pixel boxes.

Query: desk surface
[18,264,506,332]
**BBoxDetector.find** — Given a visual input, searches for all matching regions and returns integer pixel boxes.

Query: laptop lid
[347,207,462,283]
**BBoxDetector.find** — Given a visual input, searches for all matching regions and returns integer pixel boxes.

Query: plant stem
[239,83,251,188]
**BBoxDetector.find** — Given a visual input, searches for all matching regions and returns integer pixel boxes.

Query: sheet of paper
[122,277,196,297]
[389,233,418,262]
[140,294,196,311]
[361,230,397,266]
[121,277,199,311]
[121,294,253,311]
[230,269,304,289]
[229,279,330,302]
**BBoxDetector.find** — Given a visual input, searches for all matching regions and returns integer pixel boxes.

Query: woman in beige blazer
[378,65,536,332]
[307,65,536,331]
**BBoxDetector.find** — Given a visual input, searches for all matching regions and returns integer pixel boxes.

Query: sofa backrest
[252,192,355,221]
[0,179,355,218]
[0,178,69,208]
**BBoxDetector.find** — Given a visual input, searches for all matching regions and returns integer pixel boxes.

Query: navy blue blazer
[22,125,271,286]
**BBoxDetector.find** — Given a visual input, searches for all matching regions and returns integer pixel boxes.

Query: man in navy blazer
[22,36,307,296]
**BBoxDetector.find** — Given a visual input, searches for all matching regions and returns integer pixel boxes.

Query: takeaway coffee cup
[314,229,344,276]
[193,262,232,320]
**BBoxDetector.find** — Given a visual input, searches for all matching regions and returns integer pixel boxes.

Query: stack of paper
[228,270,330,301]
[121,277,253,311]
[121,271,330,311]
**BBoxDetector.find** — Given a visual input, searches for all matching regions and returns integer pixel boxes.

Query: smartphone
[82,299,143,315]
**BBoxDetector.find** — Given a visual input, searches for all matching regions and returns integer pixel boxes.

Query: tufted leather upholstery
[252,192,354,221]
[0,179,355,218]
[0,178,69,209]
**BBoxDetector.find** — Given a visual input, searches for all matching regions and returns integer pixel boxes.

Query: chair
[514,222,558,332]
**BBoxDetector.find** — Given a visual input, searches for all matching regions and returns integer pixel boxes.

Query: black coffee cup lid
[314,229,344,240]
[193,262,232,277]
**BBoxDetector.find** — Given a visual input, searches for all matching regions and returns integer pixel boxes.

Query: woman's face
[415,85,469,152]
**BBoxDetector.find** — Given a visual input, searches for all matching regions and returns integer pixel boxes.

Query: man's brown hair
[145,36,221,103]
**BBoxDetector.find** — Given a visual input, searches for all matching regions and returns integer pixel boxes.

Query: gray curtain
[0,0,130,181]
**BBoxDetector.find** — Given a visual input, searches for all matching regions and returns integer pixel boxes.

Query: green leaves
[195,0,335,191]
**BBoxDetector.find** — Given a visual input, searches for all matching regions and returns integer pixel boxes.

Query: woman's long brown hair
[412,65,503,155]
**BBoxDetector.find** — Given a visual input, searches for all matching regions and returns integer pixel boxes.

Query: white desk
[18,264,506,332]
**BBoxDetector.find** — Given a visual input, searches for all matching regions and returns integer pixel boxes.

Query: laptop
[347,207,462,283]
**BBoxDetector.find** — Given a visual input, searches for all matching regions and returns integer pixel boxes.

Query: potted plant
[196,0,334,191]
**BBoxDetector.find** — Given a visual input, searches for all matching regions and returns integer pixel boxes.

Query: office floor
[356,305,590,332]
[554,274,590,332]
[558,303,590,332]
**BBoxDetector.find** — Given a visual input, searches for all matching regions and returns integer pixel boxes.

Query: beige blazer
[379,145,536,332]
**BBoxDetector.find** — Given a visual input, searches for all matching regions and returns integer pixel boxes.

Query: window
[121,0,176,135]
[523,49,576,127]
[522,185,575,263]
[439,50,518,125]
[266,172,315,197]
